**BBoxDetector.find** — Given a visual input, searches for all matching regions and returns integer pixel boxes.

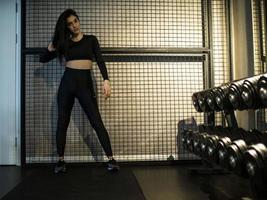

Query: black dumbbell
[192,92,203,112]
[244,143,267,177]
[205,127,232,163]
[227,129,263,176]
[206,88,221,112]
[196,126,224,159]
[197,90,214,113]
[182,129,201,153]
[240,75,262,109]
[257,74,267,107]
[218,137,232,167]
[244,133,267,200]
[181,130,193,150]
[185,131,197,153]
[243,131,267,178]
[217,128,247,168]
[228,79,247,110]
[193,126,218,156]
[213,83,233,111]
[182,125,211,154]
[187,126,230,161]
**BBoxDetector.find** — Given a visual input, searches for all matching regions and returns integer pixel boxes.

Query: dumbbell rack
[183,73,267,199]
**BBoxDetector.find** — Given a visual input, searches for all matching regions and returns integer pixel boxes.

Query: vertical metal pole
[204,0,214,89]
[21,0,26,167]
[203,0,215,126]
[264,0,267,71]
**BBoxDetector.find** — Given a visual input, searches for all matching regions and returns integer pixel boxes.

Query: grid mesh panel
[25,55,204,162]
[253,0,267,131]
[211,0,230,125]
[261,0,266,59]
[26,0,204,48]
[212,0,230,86]
[24,0,230,163]
[252,0,262,75]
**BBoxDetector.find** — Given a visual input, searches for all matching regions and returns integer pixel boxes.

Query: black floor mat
[1,166,146,200]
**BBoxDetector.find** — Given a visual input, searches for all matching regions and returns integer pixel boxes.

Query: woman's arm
[39,42,57,63]
[92,36,109,80]
[92,36,111,99]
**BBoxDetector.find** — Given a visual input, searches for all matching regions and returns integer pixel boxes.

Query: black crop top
[39,35,109,80]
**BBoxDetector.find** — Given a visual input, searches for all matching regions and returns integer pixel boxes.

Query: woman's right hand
[48,42,56,52]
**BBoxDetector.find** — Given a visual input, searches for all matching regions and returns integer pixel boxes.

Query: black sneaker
[107,159,120,172]
[54,160,66,174]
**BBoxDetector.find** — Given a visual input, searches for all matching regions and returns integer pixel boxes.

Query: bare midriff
[66,59,93,70]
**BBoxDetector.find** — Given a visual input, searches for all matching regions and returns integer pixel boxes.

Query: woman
[40,8,119,173]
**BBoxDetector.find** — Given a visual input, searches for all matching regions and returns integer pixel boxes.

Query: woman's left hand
[103,80,111,99]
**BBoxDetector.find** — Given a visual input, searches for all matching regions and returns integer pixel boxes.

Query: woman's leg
[56,75,75,158]
[77,91,113,157]
[75,74,113,157]
[74,70,118,171]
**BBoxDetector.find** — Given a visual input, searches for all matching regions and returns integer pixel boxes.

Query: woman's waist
[65,59,93,70]
[63,67,93,83]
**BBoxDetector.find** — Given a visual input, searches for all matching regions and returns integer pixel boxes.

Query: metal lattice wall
[252,0,267,132]
[211,0,230,126]
[23,0,230,163]
[26,0,205,48]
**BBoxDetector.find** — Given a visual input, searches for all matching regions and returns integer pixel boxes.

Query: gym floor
[0,162,254,200]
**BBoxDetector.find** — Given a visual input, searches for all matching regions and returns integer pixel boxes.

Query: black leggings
[56,67,113,157]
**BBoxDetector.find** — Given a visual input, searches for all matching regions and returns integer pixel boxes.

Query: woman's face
[66,15,80,35]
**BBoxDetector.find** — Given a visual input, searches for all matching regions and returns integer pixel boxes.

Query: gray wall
[0,0,21,165]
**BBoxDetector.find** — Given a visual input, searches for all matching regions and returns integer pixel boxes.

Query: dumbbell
[243,131,267,178]
[245,141,267,199]
[195,126,225,159]
[195,132,210,157]
[228,79,247,110]
[206,88,221,112]
[197,89,214,112]
[213,83,233,111]
[205,127,232,163]
[181,130,193,151]
[217,128,247,168]
[227,129,263,176]
[185,130,210,154]
[244,143,267,177]
[244,133,267,199]
[240,75,262,109]
[186,125,214,156]
[182,129,201,153]
[192,92,203,112]
[192,89,218,113]
[257,74,267,107]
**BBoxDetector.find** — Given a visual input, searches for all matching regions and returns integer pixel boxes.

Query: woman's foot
[107,158,120,172]
[54,160,66,174]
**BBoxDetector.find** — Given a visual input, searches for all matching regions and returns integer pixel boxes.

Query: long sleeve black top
[39,35,109,80]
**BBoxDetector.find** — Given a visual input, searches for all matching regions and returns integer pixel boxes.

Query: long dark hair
[52,9,79,63]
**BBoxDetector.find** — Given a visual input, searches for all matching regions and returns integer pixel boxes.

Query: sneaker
[107,158,120,172]
[54,160,66,174]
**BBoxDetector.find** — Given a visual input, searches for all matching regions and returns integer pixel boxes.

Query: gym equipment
[228,79,247,110]
[215,128,246,168]
[240,75,262,109]
[227,129,263,176]
[192,92,203,112]
[213,83,233,111]
[188,73,267,198]
[197,90,213,112]
[244,143,267,177]
[205,89,221,111]
[205,127,232,163]
[257,74,267,106]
